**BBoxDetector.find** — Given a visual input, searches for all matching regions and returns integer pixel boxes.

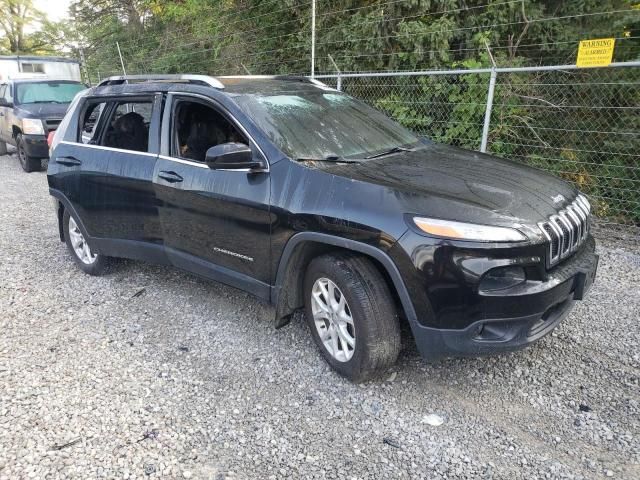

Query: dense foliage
[67,1,639,76]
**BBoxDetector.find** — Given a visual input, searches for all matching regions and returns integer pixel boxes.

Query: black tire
[63,210,109,275]
[0,140,7,156]
[16,133,41,173]
[303,253,401,382]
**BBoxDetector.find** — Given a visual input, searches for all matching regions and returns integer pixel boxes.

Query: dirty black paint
[47,77,599,361]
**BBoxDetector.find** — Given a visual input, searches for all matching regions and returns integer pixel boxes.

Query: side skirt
[166,247,271,301]
[92,238,271,302]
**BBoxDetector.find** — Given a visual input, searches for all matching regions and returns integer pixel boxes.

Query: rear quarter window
[78,99,153,153]
[79,102,107,144]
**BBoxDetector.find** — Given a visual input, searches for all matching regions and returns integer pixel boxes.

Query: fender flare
[49,188,93,244]
[272,232,418,325]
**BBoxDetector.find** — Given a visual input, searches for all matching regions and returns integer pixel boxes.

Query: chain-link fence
[315,63,640,227]
[78,1,640,228]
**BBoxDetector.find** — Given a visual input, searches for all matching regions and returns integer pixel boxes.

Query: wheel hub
[311,278,355,362]
[68,217,98,265]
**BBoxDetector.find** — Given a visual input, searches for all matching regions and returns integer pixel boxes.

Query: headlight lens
[413,217,527,242]
[22,118,45,135]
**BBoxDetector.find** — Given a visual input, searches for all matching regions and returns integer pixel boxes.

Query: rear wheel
[63,210,109,275]
[304,253,401,382]
[16,134,41,172]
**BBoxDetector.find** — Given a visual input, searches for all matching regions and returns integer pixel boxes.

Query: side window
[172,100,247,162]
[21,63,45,74]
[0,85,6,100]
[80,101,107,144]
[91,100,153,152]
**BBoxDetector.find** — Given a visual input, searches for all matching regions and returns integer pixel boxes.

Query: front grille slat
[538,195,591,268]
[565,209,581,248]
[43,118,62,134]
[570,205,586,241]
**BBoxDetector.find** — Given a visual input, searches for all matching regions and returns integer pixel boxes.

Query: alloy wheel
[68,217,97,265]
[311,277,356,362]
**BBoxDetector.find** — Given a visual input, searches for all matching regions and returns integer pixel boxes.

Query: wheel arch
[272,232,418,328]
[56,199,65,242]
[49,189,92,244]
[12,125,22,139]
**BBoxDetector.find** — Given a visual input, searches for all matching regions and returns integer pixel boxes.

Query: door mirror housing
[205,142,264,170]
[0,98,13,108]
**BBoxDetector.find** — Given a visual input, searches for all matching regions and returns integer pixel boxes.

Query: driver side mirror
[205,142,265,171]
[0,98,13,108]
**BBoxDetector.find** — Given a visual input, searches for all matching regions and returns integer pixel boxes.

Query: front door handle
[55,156,82,166]
[158,170,183,183]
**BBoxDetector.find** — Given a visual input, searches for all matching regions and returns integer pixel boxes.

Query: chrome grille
[539,194,591,267]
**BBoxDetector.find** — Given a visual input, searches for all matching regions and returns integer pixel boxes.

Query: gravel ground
[0,152,638,480]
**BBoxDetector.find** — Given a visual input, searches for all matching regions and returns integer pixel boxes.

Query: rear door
[52,94,164,251]
[154,93,272,294]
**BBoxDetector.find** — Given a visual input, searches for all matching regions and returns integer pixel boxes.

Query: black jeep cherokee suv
[47,74,598,382]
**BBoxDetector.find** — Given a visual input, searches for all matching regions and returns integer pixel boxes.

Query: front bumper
[21,134,49,158]
[402,235,598,360]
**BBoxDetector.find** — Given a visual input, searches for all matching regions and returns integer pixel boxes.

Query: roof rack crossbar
[97,74,224,89]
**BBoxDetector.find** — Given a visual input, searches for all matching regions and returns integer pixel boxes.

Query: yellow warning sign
[576,38,615,68]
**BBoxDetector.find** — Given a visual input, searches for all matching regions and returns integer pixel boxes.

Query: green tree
[0,0,45,53]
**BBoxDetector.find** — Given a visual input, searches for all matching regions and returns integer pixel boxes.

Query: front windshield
[235,90,419,160]
[15,81,85,105]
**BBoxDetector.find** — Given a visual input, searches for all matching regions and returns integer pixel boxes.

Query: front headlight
[413,217,527,242]
[21,118,45,135]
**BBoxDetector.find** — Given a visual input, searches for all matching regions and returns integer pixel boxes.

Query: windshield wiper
[297,155,360,164]
[365,145,415,159]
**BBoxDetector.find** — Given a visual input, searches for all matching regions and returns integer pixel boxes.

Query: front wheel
[16,134,41,172]
[0,140,7,156]
[304,254,401,382]
[63,210,109,275]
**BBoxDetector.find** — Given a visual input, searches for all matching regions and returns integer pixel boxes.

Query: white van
[0,56,81,82]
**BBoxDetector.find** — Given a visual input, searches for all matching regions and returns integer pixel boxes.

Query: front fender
[272,232,421,330]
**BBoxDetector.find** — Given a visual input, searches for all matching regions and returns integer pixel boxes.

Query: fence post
[328,54,341,90]
[116,41,127,76]
[311,0,316,78]
[480,67,497,153]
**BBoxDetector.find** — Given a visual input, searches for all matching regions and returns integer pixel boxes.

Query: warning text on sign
[576,38,615,68]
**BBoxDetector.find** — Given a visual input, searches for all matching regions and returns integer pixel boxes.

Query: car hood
[311,142,578,231]
[15,102,70,119]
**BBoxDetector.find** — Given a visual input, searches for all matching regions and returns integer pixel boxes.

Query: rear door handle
[55,156,82,166]
[158,170,183,183]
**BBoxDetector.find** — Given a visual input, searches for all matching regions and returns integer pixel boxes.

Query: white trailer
[0,56,81,82]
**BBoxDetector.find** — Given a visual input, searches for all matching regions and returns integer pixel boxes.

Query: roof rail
[216,75,276,79]
[217,74,330,87]
[96,74,224,89]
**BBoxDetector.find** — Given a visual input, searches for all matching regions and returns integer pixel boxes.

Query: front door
[52,94,163,250]
[154,94,272,295]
